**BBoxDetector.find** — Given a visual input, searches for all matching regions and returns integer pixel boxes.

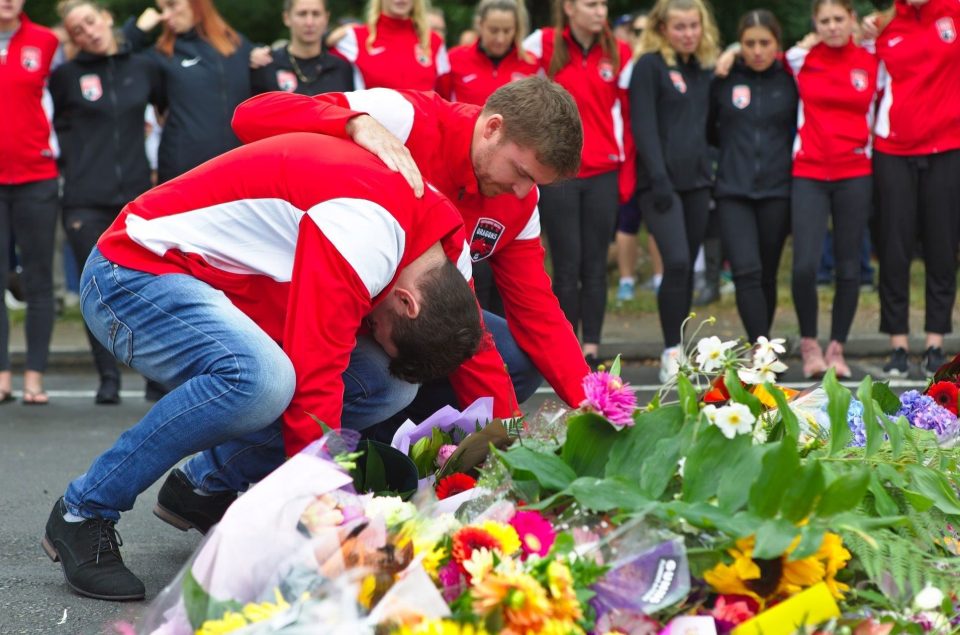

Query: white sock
[619,276,635,285]
[63,512,85,523]
[652,273,663,286]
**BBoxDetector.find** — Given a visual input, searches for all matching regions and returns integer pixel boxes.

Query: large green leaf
[753,518,801,559]
[568,477,652,512]
[780,460,826,523]
[906,465,960,516]
[661,501,757,537]
[790,523,826,560]
[676,374,700,418]
[856,377,883,459]
[823,369,852,455]
[868,472,900,517]
[724,369,763,417]
[495,446,576,492]
[815,468,870,517]
[561,412,621,478]
[683,424,752,503]
[715,443,764,513]
[637,435,683,499]
[767,382,800,442]
[871,382,902,415]
[748,439,800,518]
[605,405,683,480]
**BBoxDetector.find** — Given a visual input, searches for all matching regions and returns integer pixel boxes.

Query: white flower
[363,496,415,527]
[695,336,738,372]
[754,336,786,360]
[712,403,756,439]
[702,404,719,424]
[463,547,495,583]
[738,357,788,385]
[914,584,945,611]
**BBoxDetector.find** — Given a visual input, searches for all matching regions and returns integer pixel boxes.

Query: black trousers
[873,149,960,335]
[641,187,712,347]
[0,178,59,372]
[63,206,122,381]
[539,170,619,345]
[791,176,872,342]
[717,197,790,342]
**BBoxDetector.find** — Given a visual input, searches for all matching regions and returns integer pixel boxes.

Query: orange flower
[471,570,551,630]
[451,527,499,567]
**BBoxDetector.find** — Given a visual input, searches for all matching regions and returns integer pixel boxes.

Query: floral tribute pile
[127,324,960,635]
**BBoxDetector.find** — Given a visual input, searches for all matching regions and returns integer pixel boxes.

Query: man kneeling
[41,133,482,601]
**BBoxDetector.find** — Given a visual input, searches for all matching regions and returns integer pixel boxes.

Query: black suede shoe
[41,498,145,601]
[95,376,121,405]
[154,469,237,535]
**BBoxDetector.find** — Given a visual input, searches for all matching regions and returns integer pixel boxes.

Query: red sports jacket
[232,88,591,414]
[438,41,539,106]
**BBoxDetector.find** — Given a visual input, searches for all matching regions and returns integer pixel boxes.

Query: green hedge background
[26,0,886,54]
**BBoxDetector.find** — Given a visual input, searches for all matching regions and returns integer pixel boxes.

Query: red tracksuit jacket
[232,88,591,414]
[874,0,960,156]
[332,14,448,91]
[786,40,878,181]
[98,134,470,455]
[0,13,59,184]
[438,41,539,106]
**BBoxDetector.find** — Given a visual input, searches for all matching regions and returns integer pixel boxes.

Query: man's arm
[448,324,522,419]
[488,228,589,409]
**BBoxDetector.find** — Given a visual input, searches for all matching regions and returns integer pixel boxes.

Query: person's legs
[579,170,620,350]
[63,206,123,402]
[918,150,960,338]
[182,335,419,493]
[718,197,765,341]
[540,179,584,338]
[828,176,872,343]
[641,189,690,348]
[874,151,917,344]
[11,179,59,399]
[63,250,296,521]
[615,192,642,301]
[755,198,790,333]
[0,187,11,392]
[791,178,831,339]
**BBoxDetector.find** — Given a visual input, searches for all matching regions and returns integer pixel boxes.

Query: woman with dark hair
[872,0,960,377]
[50,0,162,404]
[786,0,877,378]
[629,0,720,381]
[251,0,353,96]
[326,0,448,90]
[0,0,60,405]
[439,0,537,105]
[523,0,633,370]
[708,10,796,343]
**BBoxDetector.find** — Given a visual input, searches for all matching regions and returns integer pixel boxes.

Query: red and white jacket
[786,40,878,181]
[0,13,59,184]
[523,27,634,195]
[874,0,960,156]
[232,88,590,413]
[333,14,449,91]
[438,41,539,106]
[98,133,472,455]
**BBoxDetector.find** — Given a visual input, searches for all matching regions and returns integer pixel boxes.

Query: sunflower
[472,570,552,630]
[703,533,850,607]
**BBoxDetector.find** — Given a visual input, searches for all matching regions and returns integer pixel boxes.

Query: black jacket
[251,45,353,96]
[135,27,253,182]
[708,60,798,200]
[49,42,162,209]
[629,52,714,193]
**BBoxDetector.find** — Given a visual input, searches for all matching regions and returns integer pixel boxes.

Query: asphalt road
[0,363,931,634]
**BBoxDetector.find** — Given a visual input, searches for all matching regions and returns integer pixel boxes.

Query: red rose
[926,381,959,415]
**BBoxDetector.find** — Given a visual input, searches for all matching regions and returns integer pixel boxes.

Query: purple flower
[580,371,637,427]
[436,444,457,468]
[437,561,464,603]
[897,390,960,442]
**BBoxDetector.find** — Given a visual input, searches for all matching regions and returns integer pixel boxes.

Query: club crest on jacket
[469,218,504,261]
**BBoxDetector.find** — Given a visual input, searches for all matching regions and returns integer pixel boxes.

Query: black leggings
[0,179,59,372]
[717,197,790,342]
[791,176,872,342]
[641,187,712,347]
[63,206,122,381]
[540,170,619,345]
[874,149,960,336]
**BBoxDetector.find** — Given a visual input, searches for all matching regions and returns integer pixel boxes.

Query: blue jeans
[64,249,416,520]
[182,310,542,492]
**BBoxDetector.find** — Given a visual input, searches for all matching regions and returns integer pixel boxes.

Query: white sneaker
[4,290,26,311]
[659,346,682,383]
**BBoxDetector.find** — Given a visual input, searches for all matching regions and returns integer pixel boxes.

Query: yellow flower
[194,611,248,635]
[545,561,583,623]
[240,588,290,623]
[479,520,521,556]
[815,532,852,599]
[392,618,489,635]
[358,574,377,609]
[472,570,552,630]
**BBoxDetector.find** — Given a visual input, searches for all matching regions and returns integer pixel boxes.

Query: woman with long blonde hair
[629,0,719,381]
[326,0,448,90]
[523,0,633,369]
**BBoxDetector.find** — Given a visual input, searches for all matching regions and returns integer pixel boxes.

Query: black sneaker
[41,498,145,601]
[95,375,121,405]
[144,379,167,403]
[883,347,910,377]
[922,346,946,378]
[153,469,237,535]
